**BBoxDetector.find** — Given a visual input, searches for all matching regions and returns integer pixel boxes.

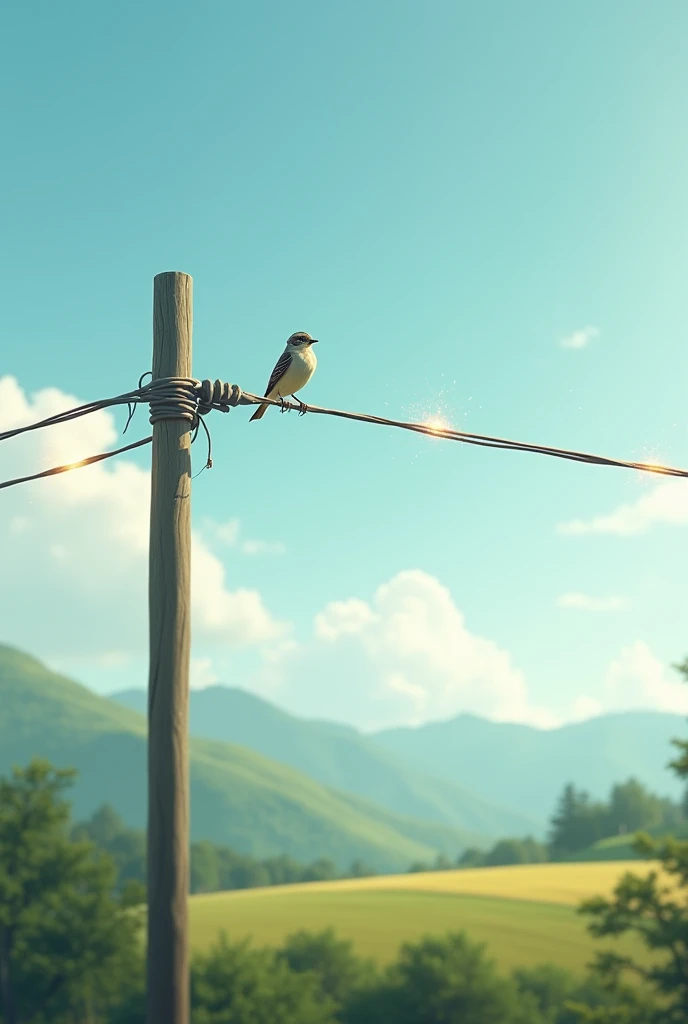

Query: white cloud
[559,325,599,350]
[205,517,286,557]
[557,592,627,612]
[253,570,557,731]
[190,657,219,690]
[191,538,286,644]
[558,479,688,536]
[213,518,241,545]
[573,642,688,718]
[0,377,287,662]
[241,539,286,557]
[315,598,377,640]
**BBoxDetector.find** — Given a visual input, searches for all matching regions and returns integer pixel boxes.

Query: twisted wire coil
[143,376,245,425]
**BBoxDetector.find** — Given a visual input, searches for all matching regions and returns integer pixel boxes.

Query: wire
[0,437,152,491]
[245,392,688,479]
[1,377,687,492]
[0,386,151,444]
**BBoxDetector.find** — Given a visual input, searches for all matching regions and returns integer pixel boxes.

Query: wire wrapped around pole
[147,377,200,425]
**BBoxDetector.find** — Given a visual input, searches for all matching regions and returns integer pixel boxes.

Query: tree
[73,803,145,893]
[0,759,142,1024]
[347,859,377,878]
[191,932,338,1024]
[301,856,338,882]
[368,931,545,1024]
[606,779,664,836]
[576,831,688,1022]
[432,852,453,871]
[563,987,658,1024]
[513,963,577,1023]
[190,839,221,893]
[549,784,607,859]
[512,963,639,1024]
[457,846,485,868]
[277,927,377,1008]
[572,655,688,1022]
[484,837,548,867]
[484,839,529,867]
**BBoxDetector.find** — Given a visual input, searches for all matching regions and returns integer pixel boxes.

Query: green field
[189,861,652,972]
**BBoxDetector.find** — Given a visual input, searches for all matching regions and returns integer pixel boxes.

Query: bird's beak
[309,339,319,344]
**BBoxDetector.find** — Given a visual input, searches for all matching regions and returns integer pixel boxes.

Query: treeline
[0,758,654,1023]
[5,757,688,1021]
[113,929,647,1024]
[72,803,377,898]
[408,777,684,874]
[74,774,684,901]
[548,777,682,858]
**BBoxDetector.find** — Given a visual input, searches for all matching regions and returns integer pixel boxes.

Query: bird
[249,331,319,422]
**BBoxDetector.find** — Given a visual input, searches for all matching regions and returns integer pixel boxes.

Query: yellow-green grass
[190,861,657,973]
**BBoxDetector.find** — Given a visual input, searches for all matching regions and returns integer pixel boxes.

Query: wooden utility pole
[147,271,193,1024]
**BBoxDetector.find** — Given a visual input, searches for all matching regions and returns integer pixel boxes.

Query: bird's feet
[291,395,308,416]
[279,395,288,414]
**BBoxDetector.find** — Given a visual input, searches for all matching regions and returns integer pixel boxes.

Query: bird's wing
[264,350,293,396]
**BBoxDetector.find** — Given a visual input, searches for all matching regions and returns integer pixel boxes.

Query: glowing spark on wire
[424,415,453,436]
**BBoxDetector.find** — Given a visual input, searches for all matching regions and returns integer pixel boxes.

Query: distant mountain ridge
[0,644,488,871]
[109,685,686,826]
[111,685,541,837]
[373,709,685,818]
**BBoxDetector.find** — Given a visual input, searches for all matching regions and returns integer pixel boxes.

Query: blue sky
[1,1,688,730]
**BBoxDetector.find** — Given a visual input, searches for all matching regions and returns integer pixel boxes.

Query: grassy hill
[576,821,688,862]
[374,710,685,818]
[0,644,487,871]
[189,861,652,972]
[112,685,542,837]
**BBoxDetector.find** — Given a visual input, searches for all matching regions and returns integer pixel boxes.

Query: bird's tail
[249,403,269,422]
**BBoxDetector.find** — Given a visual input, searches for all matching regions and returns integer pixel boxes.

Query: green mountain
[111,685,542,837]
[0,644,486,871]
[373,711,686,819]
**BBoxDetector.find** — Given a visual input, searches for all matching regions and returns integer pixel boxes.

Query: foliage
[563,995,659,1024]
[570,655,688,1023]
[456,845,486,867]
[513,963,641,1024]
[0,755,663,1024]
[454,835,549,868]
[413,835,549,872]
[0,758,142,1024]
[549,785,612,859]
[484,835,548,866]
[72,803,146,891]
[576,832,687,1021]
[106,928,643,1024]
[277,927,377,1007]
[191,932,338,1024]
[549,779,681,859]
[100,927,662,1024]
[352,930,546,1024]
[75,803,351,897]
